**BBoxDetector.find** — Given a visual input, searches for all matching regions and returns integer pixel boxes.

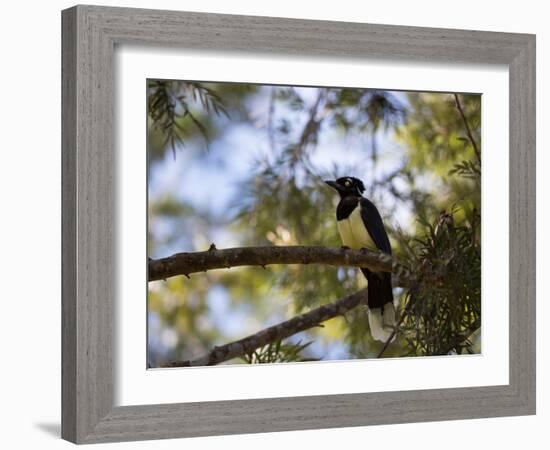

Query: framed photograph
[62,5,535,444]
[146,81,484,367]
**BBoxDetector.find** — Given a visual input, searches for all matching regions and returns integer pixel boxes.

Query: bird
[325,176,396,342]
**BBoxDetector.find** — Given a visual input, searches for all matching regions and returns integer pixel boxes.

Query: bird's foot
[340,245,351,250]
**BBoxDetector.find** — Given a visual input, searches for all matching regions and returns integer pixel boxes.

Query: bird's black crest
[336,176,365,193]
[325,176,366,199]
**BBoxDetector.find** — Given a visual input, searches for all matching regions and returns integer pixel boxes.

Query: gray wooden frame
[61,4,536,444]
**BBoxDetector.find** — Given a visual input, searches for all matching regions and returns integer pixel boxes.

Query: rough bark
[149,245,412,284]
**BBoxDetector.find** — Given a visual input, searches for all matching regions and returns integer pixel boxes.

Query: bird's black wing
[359,198,392,255]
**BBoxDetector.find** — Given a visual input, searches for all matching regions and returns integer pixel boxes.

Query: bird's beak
[324,180,339,190]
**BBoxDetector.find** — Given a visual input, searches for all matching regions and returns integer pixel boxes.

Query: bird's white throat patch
[337,205,377,251]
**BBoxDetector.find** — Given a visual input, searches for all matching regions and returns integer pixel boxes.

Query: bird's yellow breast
[337,206,377,251]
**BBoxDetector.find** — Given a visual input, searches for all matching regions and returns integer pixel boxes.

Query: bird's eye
[344,180,351,187]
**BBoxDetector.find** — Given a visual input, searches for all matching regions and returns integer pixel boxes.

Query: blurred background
[147,80,481,367]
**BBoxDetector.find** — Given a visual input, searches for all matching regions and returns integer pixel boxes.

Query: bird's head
[324,176,366,198]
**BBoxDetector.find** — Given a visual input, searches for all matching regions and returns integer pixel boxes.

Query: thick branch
[149,245,412,284]
[160,289,368,367]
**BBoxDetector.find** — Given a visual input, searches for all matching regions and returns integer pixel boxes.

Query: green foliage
[398,93,480,175]
[400,210,481,355]
[240,340,318,364]
[147,80,256,160]
[148,80,225,154]
[148,276,218,364]
[328,89,405,161]
[449,159,481,180]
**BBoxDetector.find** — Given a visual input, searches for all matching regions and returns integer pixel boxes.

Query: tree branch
[149,245,412,284]
[454,93,481,163]
[376,294,414,358]
[160,289,368,367]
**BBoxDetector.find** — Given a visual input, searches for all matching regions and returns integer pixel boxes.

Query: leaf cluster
[449,159,481,180]
[240,340,318,364]
[400,209,481,355]
[147,80,229,157]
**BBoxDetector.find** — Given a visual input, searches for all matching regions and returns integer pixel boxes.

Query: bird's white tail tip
[368,304,396,343]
